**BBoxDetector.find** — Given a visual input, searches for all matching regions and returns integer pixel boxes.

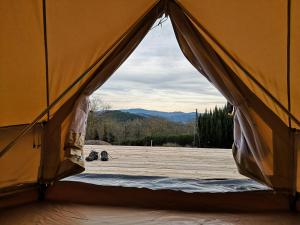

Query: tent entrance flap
[41,0,164,183]
[167,1,295,191]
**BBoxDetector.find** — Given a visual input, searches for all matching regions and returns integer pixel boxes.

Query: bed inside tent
[1,0,300,224]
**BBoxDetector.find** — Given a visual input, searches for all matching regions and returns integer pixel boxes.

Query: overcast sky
[91,19,226,113]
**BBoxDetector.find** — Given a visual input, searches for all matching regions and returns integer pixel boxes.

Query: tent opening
[64,17,268,193]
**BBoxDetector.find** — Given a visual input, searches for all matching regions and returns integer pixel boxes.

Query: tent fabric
[0,0,300,199]
[0,0,46,126]
[167,1,293,190]
[0,125,41,189]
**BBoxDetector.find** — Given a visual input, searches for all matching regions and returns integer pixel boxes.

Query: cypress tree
[197,105,233,148]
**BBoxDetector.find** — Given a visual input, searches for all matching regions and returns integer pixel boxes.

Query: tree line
[86,111,195,147]
[85,98,233,148]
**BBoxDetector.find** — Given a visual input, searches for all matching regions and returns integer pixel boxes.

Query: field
[83,145,245,179]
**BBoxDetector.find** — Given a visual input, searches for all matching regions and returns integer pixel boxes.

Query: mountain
[120,108,195,123]
[94,110,144,122]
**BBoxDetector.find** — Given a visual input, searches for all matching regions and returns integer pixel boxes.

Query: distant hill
[94,110,144,122]
[86,109,194,146]
[121,108,195,123]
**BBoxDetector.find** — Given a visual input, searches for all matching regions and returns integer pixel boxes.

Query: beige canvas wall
[0,126,41,189]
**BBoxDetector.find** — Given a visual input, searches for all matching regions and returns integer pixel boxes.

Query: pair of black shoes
[85,150,109,162]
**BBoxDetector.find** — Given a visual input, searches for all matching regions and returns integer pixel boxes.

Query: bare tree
[86,96,111,140]
[89,96,111,112]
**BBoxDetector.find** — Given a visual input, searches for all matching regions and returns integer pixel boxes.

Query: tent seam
[287,0,291,128]
[42,0,50,121]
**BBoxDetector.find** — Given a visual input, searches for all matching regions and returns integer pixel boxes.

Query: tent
[0,0,300,219]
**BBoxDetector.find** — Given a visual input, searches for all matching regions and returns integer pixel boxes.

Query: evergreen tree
[198,105,233,148]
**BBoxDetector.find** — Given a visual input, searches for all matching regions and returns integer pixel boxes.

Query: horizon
[96,107,227,114]
[120,108,195,113]
[91,19,226,113]
[108,108,195,114]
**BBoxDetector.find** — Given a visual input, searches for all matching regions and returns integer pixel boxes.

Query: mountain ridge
[120,108,195,123]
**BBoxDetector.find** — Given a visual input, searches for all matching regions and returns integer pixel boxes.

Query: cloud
[92,19,226,112]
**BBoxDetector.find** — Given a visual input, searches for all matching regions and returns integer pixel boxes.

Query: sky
[91,19,226,113]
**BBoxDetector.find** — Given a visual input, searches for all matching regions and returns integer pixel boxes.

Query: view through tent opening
[65,18,268,192]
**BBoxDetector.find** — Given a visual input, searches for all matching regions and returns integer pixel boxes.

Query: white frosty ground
[83,145,245,180]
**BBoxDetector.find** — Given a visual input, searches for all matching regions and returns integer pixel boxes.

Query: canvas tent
[0,0,300,215]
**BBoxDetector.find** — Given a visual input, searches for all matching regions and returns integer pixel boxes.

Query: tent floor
[0,201,300,225]
[1,181,300,224]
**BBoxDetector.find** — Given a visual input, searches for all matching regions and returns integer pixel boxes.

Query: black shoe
[85,150,98,161]
[100,151,109,161]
